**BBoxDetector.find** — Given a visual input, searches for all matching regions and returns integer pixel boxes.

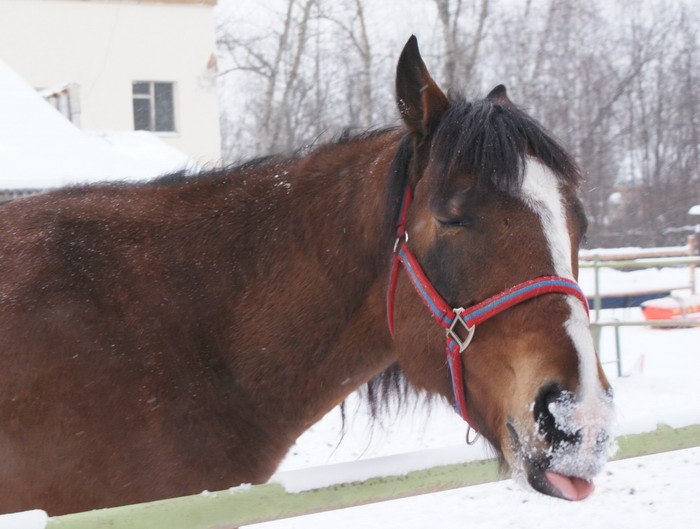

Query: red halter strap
[387,186,589,426]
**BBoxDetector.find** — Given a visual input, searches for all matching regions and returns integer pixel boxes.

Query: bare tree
[319,0,373,127]
[434,0,489,90]
[216,0,698,247]
[218,0,316,155]
[614,3,700,246]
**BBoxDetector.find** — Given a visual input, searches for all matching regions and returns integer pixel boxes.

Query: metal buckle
[393,231,409,253]
[447,308,475,352]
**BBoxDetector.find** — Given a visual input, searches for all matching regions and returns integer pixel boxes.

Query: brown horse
[0,37,614,515]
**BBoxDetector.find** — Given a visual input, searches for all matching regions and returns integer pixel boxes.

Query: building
[0,0,221,163]
[0,58,193,195]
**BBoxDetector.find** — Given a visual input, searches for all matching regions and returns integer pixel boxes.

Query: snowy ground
[578,262,697,298]
[255,448,700,529]
[246,267,700,528]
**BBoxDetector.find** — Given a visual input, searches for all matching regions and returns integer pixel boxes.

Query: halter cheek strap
[387,186,589,426]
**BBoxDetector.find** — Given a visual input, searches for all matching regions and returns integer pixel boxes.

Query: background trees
[216,0,699,248]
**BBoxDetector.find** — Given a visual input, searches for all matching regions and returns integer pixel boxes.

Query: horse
[0,36,614,515]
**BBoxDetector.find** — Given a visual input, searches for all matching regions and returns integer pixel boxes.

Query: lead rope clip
[466,425,480,445]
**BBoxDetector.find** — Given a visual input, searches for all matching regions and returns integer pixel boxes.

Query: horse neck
[208,132,401,436]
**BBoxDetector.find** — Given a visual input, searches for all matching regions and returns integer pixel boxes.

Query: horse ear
[486,84,514,105]
[396,35,450,138]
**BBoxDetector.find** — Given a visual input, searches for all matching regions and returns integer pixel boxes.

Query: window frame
[132,81,176,134]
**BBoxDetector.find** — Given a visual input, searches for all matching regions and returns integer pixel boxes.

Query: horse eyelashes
[437,215,474,229]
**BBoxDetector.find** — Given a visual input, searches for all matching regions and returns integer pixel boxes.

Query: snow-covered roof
[0,59,193,190]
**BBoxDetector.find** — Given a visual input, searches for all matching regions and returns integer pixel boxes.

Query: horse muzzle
[505,385,615,501]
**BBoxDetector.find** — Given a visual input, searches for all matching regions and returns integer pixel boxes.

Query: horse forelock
[429,97,581,197]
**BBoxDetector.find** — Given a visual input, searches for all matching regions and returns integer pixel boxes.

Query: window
[41,83,81,127]
[132,81,175,132]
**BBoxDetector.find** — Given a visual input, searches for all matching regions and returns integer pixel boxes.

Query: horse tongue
[545,472,595,501]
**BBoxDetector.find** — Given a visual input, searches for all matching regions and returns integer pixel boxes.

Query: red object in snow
[641,294,700,321]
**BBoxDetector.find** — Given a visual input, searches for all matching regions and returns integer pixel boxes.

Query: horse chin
[502,418,613,502]
[505,449,597,502]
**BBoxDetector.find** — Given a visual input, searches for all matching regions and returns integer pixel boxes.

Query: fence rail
[40,424,700,529]
[579,255,700,269]
[582,253,699,375]
[583,255,700,322]
[579,245,694,261]
[591,320,700,328]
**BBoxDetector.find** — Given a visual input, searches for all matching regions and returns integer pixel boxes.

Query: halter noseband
[386,186,589,427]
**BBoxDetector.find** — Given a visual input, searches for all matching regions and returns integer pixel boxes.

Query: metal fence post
[614,324,622,377]
[592,254,602,352]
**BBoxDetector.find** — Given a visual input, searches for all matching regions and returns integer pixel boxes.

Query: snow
[689,205,700,216]
[0,510,47,529]
[578,265,697,297]
[0,60,193,190]
[229,483,253,494]
[543,389,615,479]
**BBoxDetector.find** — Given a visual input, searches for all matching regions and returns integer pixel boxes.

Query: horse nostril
[533,383,579,447]
[533,383,560,435]
[533,383,562,417]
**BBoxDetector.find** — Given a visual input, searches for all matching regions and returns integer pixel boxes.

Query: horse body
[0,37,614,515]
[0,133,399,513]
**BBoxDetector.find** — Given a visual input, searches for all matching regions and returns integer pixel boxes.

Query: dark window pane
[132,82,149,95]
[154,82,175,132]
[133,98,151,130]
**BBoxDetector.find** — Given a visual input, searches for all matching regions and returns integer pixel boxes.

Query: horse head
[388,36,615,501]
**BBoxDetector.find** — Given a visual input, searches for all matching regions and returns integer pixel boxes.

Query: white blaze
[518,159,615,480]
[520,159,602,402]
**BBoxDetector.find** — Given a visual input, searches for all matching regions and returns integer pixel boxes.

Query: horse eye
[437,217,473,228]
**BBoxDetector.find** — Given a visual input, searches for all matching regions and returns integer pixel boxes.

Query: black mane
[148,155,282,187]
[148,128,398,190]
[432,97,581,194]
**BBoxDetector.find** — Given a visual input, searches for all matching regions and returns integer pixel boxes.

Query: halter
[387,186,589,427]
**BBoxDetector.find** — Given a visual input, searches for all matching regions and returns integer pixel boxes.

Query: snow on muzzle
[521,384,616,501]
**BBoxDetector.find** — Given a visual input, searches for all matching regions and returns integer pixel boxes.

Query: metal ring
[393,231,409,253]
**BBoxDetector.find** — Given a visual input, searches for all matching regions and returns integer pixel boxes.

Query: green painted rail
[591,320,700,328]
[46,424,700,529]
[578,256,700,269]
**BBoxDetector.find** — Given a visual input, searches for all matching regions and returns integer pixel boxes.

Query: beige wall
[0,0,221,163]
